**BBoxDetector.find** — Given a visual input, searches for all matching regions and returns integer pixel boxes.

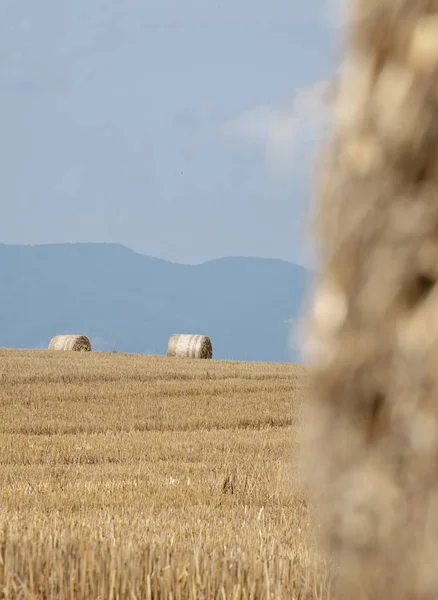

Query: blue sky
[0,0,338,267]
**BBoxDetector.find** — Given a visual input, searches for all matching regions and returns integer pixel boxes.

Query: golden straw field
[0,349,330,599]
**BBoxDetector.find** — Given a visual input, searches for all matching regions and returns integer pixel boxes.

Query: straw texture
[301,2,438,599]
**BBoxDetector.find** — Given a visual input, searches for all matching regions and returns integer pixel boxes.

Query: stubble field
[0,349,330,599]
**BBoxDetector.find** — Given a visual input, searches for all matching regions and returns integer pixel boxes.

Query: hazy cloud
[221,81,330,179]
[323,0,351,30]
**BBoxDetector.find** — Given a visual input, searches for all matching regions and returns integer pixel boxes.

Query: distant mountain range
[0,243,313,363]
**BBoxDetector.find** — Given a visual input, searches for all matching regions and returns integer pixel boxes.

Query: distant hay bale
[48,335,92,352]
[166,334,212,359]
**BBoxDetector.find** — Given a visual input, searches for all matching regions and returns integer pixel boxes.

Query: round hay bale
[48,335,92,352]
[166,334,212,359]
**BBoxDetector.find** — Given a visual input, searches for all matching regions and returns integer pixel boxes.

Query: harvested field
[0,349,330,599]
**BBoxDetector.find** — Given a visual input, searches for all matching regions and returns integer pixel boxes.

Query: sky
[0,0,340,267]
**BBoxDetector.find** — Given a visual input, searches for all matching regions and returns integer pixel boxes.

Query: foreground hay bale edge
[167,334,213,359]
[48,335,92,352]
[301,2,438,599]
